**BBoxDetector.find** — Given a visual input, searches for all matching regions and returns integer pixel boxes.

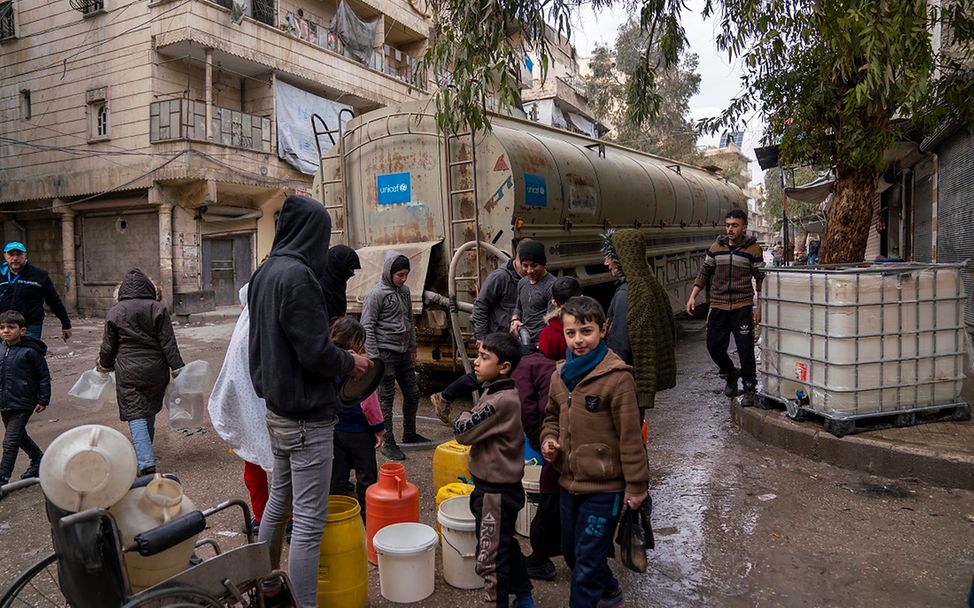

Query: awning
[784,173,835,204]
[345,240,442,314]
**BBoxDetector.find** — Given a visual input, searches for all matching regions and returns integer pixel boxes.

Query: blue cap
[3,242,26,254]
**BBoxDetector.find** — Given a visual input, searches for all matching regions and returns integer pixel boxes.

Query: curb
[733,404,974,491]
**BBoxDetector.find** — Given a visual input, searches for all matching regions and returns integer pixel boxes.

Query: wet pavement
[1,316,972,607]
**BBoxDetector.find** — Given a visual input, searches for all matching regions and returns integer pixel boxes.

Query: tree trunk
[820,167,877,264]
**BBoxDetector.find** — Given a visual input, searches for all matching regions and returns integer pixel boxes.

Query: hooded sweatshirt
[471,259,521,341]
[0,335,50,411]
[99,267,184,421]
[360,250,416,358]
[248,196,353,422]
[602,229,677,408]
[319,245,361,321]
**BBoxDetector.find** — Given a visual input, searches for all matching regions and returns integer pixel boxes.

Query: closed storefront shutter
[912,159,934,263]
[934,130,974,330]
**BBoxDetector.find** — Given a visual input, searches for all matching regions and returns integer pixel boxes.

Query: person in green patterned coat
[601,229,677,417]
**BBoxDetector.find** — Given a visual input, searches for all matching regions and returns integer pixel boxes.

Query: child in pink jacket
[329,316,384,519]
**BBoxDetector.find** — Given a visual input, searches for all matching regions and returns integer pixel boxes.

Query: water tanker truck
[311,100,746,378]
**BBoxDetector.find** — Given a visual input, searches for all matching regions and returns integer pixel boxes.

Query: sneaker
[20,459,42,480]
[381,442,406,461]
[431,392,452,425]
[722,369,740,397]
[526,558,556,581]
[400,432,433,446]
[138,465,157,477]
[512,592,536,608]
[740,380,756,407]
[596,587,624,608]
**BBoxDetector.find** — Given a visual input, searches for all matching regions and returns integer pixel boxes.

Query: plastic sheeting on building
[331,0,379,66]
[275,80,353,175]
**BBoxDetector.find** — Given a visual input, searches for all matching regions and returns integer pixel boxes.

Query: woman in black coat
[98,267,184,475]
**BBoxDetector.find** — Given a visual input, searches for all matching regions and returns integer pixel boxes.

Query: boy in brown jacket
[454,332,534,608]
[541,296,649,608]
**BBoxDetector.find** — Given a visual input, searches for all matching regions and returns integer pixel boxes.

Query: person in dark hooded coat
[247,195,371,608]
[98,267,184,476]
[319,244,361,321]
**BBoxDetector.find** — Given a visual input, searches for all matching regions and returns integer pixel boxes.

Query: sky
[570,1,766,185]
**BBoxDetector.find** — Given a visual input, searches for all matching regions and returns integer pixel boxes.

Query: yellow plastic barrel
[434,482,475,534]
[317,495,368,608]
[432,440,472,495]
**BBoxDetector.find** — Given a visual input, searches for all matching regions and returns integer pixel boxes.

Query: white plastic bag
[68,369,116,412]
[166,360,212,429]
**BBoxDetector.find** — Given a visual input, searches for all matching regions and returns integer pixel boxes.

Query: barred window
[0,1,16,41]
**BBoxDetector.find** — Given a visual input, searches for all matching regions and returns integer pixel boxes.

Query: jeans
[377,349,421,442]
[1,410,43,482]
[442,371,480,403]
[24,323,43,339]
[329,429,377,520]
[706,306,757,382]
[259,411,336,608]
[560,491,623,608]
[127,416,156,472]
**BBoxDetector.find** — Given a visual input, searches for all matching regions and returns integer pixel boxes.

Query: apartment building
[0,0,430,314]
[521,26,604,139]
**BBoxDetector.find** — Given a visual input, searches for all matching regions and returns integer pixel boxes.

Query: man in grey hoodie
[361,251,429,460]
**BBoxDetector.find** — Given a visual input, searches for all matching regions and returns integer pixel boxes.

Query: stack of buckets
[432,440,481,590]
[366,462,439,603]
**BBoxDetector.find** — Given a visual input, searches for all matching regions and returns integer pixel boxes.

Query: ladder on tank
[312,110,355,245]
[444,129,483,343]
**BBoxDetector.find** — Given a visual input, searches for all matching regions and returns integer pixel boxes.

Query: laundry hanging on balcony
[275,80,353,175]
[330,0,379,66]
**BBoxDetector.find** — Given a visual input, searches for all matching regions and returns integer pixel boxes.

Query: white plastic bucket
[515,465,542,537]
[437,496,483,589]
[372,522,438,603]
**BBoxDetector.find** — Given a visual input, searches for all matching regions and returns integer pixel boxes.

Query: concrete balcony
[150,99,272,154]
[150,0,427,109]
[523,74,590,114]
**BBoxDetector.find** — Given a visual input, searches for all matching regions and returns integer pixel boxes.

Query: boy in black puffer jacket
[0,310,51,487]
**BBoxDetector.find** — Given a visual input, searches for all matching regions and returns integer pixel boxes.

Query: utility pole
[780,168,790,264]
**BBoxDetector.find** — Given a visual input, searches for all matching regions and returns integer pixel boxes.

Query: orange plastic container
[365,463,420,564]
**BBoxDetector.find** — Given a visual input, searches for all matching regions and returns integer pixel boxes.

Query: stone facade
[0,0,431,315]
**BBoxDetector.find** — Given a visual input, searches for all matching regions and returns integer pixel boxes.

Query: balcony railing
[150,99,272,153]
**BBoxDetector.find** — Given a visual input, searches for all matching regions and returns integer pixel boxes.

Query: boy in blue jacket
[0,310,51,487]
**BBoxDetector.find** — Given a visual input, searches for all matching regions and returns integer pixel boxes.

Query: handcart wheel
[0,552,67,608]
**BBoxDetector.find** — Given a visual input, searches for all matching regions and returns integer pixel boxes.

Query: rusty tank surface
[312,101,746,375]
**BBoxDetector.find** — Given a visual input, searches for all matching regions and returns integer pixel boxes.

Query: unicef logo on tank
[377,172,412,205]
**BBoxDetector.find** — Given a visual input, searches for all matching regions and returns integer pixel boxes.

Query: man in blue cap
[0,242,73,341]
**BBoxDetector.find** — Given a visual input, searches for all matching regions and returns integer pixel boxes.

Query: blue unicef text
[524,173,547,207]
[377,172,412,205]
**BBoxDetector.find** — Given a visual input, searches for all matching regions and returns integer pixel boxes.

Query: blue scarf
[561,340,609,392]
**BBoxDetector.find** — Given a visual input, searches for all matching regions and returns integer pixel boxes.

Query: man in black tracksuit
[0,242,73,341]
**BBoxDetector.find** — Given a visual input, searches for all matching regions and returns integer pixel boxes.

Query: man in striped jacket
[685,209,765,406]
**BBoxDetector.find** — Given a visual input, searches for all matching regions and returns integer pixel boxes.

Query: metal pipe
[447,240,510,375]
[205,48,213,139]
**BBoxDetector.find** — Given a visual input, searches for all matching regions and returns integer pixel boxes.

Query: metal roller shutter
[934,130,974,330]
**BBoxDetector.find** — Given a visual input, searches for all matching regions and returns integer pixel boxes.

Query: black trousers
[442,371,480,403]
[470,479,532,606]
[329,430,378,521]
[529,493,562,560]
[706,306,757,382]
[1,410,42,482]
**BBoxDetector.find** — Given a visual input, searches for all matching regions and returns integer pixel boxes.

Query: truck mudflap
[344,240,442,314]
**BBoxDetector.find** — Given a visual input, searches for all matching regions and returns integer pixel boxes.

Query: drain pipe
[446,240,510,375]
